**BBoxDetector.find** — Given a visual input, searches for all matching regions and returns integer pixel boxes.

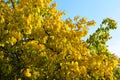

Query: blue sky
[54,0,120,57]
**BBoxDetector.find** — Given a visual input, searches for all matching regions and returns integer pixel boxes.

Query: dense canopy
[0,0,120,80]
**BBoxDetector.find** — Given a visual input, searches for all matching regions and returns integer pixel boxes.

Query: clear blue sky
[54,0,120,57]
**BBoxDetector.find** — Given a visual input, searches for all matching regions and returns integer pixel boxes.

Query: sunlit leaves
[0,0,119,80]
[86,18,118,79]
[23,68,31,77]
[0,15,5,23]
[87,20,96,26]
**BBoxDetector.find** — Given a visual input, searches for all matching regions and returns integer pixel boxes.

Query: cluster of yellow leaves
[0,0,119,80]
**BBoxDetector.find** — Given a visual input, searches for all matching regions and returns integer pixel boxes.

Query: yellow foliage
[0,0,118,80]
[18,78,21,80]
[0,43,4,47]
[23,68,31,77]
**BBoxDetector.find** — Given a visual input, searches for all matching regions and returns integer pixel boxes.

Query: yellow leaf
[24,68,31,77]
[50,36,54,40]
[0,43,4,47]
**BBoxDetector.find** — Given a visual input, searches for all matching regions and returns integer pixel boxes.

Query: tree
[0,0,119,80]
